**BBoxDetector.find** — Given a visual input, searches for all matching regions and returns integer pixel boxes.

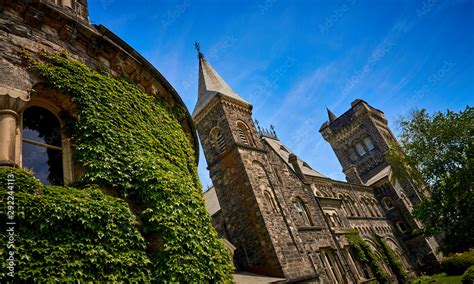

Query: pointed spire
[193,44,250,118]
[326,107,337,123]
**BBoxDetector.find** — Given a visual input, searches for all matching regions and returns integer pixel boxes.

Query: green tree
[387,106,473,254]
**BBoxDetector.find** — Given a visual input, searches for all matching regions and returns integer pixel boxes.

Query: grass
[408,273,462,284]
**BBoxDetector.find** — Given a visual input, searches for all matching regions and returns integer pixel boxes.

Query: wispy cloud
[270,63,336,123]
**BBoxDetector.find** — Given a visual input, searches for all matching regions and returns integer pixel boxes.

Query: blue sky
[89,0,473,188]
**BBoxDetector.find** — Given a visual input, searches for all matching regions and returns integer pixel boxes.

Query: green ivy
[0,168,151,281]
[345,230,391,283]
[374,235,407,282]
[1,53,234,282]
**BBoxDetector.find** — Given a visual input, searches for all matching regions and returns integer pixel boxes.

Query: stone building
[0,0,197,180]
[197,55,441,282]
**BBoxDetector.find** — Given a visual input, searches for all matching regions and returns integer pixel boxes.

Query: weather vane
[194,42,204,59]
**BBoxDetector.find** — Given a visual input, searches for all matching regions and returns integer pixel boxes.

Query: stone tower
[192,55,281,276]
[320,99,440,273]
[193,56,349,281]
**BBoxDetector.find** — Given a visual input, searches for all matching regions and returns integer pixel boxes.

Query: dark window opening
[22,106,63,186]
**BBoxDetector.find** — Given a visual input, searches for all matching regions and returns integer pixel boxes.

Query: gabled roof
[193,57,250,117]
[203,186,221,216]
[263,136,327,178]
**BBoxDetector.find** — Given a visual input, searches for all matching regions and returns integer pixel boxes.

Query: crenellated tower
[320,99,441,273]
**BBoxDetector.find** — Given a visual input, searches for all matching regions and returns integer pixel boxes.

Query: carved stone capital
[0,86,30,114]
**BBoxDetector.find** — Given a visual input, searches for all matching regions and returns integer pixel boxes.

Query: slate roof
[193,57,250,117]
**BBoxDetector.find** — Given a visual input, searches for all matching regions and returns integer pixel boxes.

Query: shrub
[441,250,474,275]
[462,265,474,284]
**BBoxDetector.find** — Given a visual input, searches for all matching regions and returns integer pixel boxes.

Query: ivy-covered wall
[1,53,233,282]
[0,168,151,281]
[345,230,408,283]
[346,230,391,283]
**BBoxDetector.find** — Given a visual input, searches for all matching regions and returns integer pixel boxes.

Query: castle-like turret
[320,99,441,273]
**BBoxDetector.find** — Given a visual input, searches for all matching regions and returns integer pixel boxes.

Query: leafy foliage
[441,251,474,276]
[345,230,390,283]
[461,265,474,284]
[374,235,407,282]
[407,273,462,284]
[1,168,151,281]
[6,53,234,281]
[387,107,474,254]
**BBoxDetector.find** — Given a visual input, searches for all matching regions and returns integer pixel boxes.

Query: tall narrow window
[216,131,226,153]
[294,198,312,226]
[236,122,252,146]
[264,191,277,213]
[363,137,375,151]
[346,196,356,216]
[326,213,335,227]
[323,250,344,283]
[211,127,226,154]
[372,199,382,217]
[348,148,358,162]
[355,143,366,156]
[363,199,375,217]
[22,106,63,185]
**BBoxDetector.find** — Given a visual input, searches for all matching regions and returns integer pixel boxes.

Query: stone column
[0,86,30,167]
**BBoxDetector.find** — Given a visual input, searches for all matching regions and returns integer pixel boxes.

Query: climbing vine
[373,235,407,283]
[0,168,151,281]
[345,230,390,283]
[1,53,234,282]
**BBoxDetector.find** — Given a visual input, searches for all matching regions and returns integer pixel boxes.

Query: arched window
[346,196,356,216]
[22,106,63,185]
[236,121,253,146]
[325,211,342,228]
[396,221,408,234]
[351,198,362,216]
[338,195,349,215]
[382,197,394,211]
[294,198,312,226]
[372,199,382,217]
[210,127,226,154]
[361,198,376,217]
[264,190,277,213]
